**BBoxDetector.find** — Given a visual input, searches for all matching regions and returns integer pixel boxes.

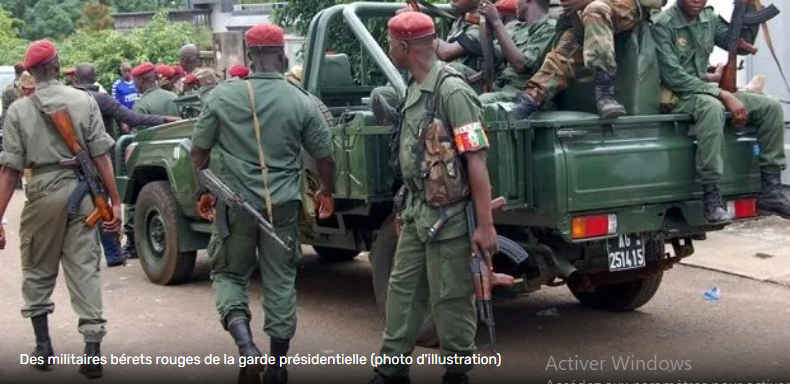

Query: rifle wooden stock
[720,52,739,93]
[48,108,115,227]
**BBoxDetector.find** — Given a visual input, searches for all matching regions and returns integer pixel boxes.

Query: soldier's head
[23,40,60,82]
[179,43,200,73]
[74,63,97,86]
[131,62,158,93]
[518,0,550,22]
[19,71,35,96]
[13,62,24,79]
[452,0,478,14]
[678,0,707,20]
[387,11,437,71]
[244,23,289,74]
[120,62,132,81]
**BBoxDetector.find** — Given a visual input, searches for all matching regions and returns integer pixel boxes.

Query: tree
[20,0,89,40]
[109,0,187,13]
[0,8,27,65]
[76,1,113,32]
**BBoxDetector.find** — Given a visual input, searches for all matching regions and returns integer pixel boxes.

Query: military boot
[79,342,103,378]
[512,93,539,120]
[30,315,54,370]
[228,318,265,384]
[371,94,400,127]
[122,234,137,259]
[263,338,290,384]
[703,183,734,224]
[366,370,411,384]
[441,372,469,384]
[594,72,627,119]
[757,172,790,219]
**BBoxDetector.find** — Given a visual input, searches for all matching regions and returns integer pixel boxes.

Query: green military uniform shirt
[2,80,22,125]
[192,73,333,211]
[494,15,557,91]
[133,87,179,117]
[653,4,758,99]
[447,16,483,72]
[399,62,484,242]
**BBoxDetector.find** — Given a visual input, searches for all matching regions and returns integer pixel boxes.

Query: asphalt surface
[1,193,789,384]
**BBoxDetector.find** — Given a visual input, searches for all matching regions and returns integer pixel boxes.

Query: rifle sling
[754,0,790,103]
[244,80,274,221]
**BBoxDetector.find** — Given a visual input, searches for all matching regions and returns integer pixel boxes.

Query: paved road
[1,194,789,384]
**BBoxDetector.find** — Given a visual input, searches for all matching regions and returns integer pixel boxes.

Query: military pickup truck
[116,2,763,346]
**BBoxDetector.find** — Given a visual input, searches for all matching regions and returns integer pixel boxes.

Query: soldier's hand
[478,0,502,26]
[720,90,748,128]
[472,223,498,269]
[198,193,216,222]
[315,189,335,220]
[561,0,594,15]
[705,63,724,83]
[103,205,123,234]
[0,224,5,250]
[163,116,182,123]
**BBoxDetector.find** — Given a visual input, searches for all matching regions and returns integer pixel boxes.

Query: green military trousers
[479,85,520,105]
[208,200,302,340]
[20,174,106,343]
[672,91,786,182]
[377,222,477,378]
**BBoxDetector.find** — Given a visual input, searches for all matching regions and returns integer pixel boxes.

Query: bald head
[75,63,96,85]
[179,43,200,73]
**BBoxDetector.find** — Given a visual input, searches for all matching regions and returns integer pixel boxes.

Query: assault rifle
[196,168,292,253]
[719,0,779,92]
[464,13,496,93]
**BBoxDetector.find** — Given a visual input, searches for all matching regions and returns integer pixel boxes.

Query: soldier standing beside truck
[368,12,498,384]
[653,0,790,222]
[190,23,336,384]
[0,40,122,378]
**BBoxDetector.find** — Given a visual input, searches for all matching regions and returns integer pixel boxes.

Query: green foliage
[0,8,26,65]
[21,0,85,40]
[76,2,113,32]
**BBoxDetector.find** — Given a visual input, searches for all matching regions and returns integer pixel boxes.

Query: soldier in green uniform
[1,63,24,127]
[120,62,180,259]
[368,12,499,384]
[191,23,337,384]
[0,40,122,378]
[514,0,665,119]
[478,0,556,104]
[653,0,790,222]
[179,43,219,96]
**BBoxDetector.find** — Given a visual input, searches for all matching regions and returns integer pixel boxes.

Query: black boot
[371,94,400,127]
[366,370,411,384]
[122,235,137,259]
[513,93,539,120]
[757,172,790,219]
[703,183,734,224]
[594,72,627,119]
[441,372,469,384]
[228,318,265,384]
[263,338,290,384]
[30,315,54,370]
[79,342,103,379]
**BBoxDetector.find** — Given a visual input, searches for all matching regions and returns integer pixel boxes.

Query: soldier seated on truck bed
[653,0,790,223]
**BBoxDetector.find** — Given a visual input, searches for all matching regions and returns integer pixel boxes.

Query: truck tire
[135,181,196,285]
[369,215,439,349]
[313,246,360,262]
[569,241,665,312]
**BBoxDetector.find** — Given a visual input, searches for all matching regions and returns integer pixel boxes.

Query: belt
[30,163,70,177]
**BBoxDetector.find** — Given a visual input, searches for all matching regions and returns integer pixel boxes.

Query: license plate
[607,234,646,272]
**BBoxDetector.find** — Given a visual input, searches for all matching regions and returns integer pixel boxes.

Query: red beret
[155,63,175,79]
[183,73,198,85]
[131,62,155,77]
[228,64,249,79]
[245,23,285,47]
[495,0,518,15]
[23,40,57,70]
[64,67,76,75]
[387,11,436,41]
[171,64,185,77]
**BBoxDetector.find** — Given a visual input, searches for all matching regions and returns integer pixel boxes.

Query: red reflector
[728,198,758,219]
[572,214,617,239]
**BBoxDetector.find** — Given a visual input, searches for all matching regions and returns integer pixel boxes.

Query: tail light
[124,143,137,164]
[727,197,758,219]
[571,214,617,240]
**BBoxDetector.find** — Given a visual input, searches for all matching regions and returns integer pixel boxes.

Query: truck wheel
[312,246,360,262]
[135,181,196,285]
[369,216,439,349]
[569,241,665,312]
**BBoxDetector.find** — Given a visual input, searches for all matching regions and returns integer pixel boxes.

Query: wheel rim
[146,210,167,260]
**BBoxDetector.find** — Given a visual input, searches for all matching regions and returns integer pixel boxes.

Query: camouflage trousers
[525,0,640,105]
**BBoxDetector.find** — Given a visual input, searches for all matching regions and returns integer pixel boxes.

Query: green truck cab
[116,2,762,344]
